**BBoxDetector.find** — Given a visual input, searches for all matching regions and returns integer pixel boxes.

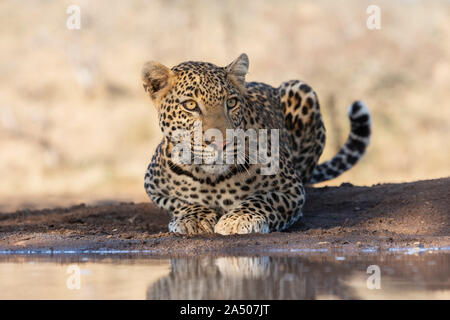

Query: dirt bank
[0,178,448,255]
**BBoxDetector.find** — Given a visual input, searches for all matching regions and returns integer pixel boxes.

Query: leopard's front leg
[214,188,305,235]
[150,192,220,235]
[169,203,220,235]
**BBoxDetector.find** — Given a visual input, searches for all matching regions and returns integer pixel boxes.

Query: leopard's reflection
[146,256,357,299]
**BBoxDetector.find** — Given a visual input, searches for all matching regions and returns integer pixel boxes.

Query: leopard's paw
[215,256,270,278]
[168,212,218,235]
[214,212,270,235]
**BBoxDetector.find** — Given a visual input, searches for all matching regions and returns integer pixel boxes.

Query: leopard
[142,53,371,235]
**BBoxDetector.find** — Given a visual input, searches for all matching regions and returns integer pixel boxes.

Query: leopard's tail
[309,101,371,184]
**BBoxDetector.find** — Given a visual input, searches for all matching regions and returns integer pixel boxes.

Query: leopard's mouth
[199,163,231,175]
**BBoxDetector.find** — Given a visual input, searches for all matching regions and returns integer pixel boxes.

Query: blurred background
[0,0,449,211]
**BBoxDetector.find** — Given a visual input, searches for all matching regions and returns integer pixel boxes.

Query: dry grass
[0,0,449,209]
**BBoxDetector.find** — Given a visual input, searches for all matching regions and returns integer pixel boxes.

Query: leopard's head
[142,54,249,174]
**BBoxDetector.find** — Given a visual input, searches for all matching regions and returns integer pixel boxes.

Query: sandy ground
[0,178,448,255]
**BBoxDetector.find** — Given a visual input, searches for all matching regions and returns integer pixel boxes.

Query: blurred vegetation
[0,0,449,209]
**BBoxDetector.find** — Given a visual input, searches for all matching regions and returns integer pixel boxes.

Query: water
[0,250,448,299]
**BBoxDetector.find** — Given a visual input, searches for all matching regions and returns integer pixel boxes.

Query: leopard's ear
[141,61,175,101]
[226,53,249,89]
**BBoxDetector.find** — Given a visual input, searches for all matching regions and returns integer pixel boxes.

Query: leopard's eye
[226,97,238,109]
[182,100,200,112]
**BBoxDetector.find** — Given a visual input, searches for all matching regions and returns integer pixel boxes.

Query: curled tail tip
[309,100,372,185]
[348,101,372,123]
[348,100,372,143]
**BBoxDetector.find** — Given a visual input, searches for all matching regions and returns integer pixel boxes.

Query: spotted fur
[142,54,371,235]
